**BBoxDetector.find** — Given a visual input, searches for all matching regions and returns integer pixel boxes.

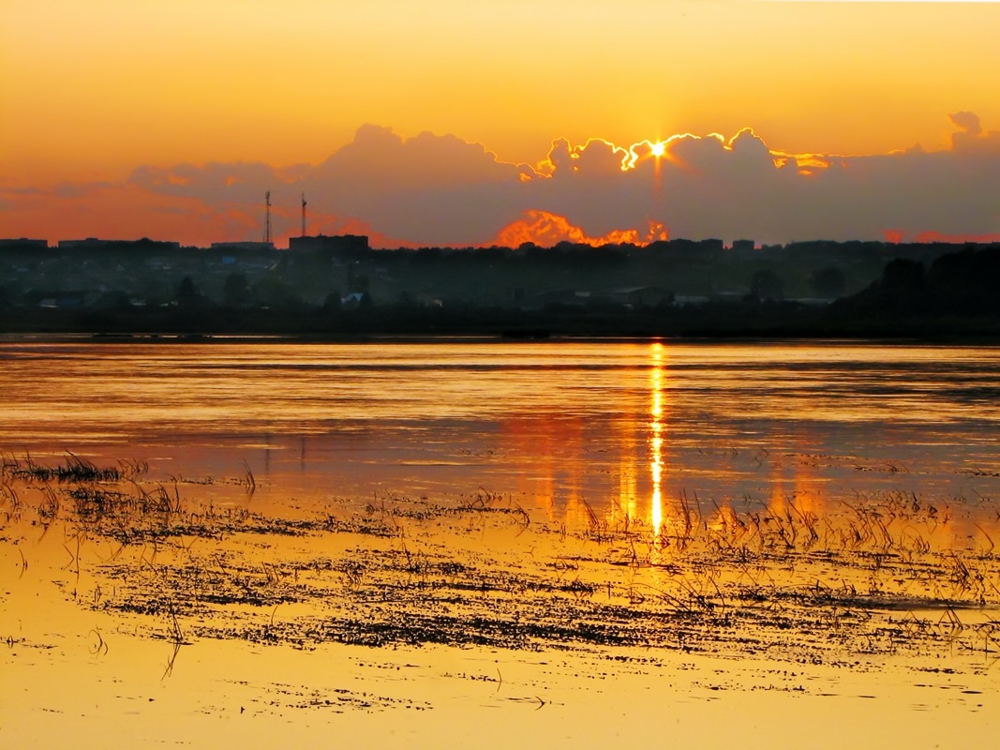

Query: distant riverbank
[2,301,1000,343]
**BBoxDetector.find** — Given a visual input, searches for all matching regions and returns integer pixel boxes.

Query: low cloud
[495,210,669,248]
[0,181,258,246]
[5,115,1000,247]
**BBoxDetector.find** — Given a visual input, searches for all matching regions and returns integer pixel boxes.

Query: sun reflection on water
[650,342,664,539]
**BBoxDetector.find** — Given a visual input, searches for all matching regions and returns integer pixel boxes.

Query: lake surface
[3,339,1000,519]
[3,339,1000,748]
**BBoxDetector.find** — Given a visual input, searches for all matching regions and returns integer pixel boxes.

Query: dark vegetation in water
[3,456,1000,666]
[2,453,147,484]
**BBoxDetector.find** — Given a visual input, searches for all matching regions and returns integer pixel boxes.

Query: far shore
[3,300,1000,346]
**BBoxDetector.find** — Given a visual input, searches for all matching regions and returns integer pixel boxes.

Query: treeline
[1,243,999,340]
[835,250,1000,317]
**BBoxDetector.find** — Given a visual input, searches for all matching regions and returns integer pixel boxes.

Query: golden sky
[2,1,999,246]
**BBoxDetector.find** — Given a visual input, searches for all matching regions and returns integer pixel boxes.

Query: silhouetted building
[58,238,102,249]
[0,238,47,249]
[210,241,275,252]
[58,238,181,251]
[731,239,755,252]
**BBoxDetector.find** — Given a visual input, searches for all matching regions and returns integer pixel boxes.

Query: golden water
[2,340,1000,748]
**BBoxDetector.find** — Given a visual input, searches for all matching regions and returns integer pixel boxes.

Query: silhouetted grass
[6,456,1000,667]
[1,452,147,483]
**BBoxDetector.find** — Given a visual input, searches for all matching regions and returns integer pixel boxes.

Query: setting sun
[650,141,666,158]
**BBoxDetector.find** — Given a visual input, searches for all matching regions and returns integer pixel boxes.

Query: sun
[650,141,666,158]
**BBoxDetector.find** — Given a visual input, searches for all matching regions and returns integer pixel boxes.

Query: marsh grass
[8,455,1000,667]
[1,452,147,484]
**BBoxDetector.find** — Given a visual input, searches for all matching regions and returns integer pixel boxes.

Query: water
[2,340,999,519]
[3,339,1000,748]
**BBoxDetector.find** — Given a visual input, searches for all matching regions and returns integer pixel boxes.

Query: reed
[6,452,1000,668]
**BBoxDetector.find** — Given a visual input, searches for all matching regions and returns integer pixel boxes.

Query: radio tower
[301,192,307,237]
[263,190,272,244]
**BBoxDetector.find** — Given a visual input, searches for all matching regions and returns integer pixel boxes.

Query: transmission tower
[264,190,272,244]
[301,193,307,237]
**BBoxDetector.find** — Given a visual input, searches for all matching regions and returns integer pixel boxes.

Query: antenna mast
[301,193,307,237]
[264,190,272,244]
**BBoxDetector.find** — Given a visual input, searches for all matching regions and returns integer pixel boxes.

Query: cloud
[6,114,1000,247]
[495,210,668,248]
[543,138,632,178]
[0,181,259,246]
[303,125,536,246]
[128,161,287,205]
[119,125,535,246]
[950,111,982,137]
[314,124,530,188]
[948,111,1000,156]
[54,181,120,200]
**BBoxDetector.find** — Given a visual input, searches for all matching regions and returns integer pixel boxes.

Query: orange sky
[2,1,999,246]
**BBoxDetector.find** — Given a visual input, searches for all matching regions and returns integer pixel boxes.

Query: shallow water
[3,339,1000,747]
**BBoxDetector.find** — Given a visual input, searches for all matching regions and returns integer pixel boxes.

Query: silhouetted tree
[223,272,251,307]
[751,269,785,300]
[322,291,342,312]
[139,278,170,307]
[350,272,370,294]
[176,276,202,306]
[833,257,927,317]
[808,267,846,299]
[881,258,925,294]
[94,290,131,310]
[929,248,1000,315]
[411,248,443,265]
[252,278,302,310]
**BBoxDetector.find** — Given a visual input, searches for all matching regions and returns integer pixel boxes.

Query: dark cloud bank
[125,114,1000,248]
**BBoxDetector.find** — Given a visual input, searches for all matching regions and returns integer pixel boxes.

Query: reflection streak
[650,343,664,538]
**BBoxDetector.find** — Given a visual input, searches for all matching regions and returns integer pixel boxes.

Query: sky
[2,0,999,248]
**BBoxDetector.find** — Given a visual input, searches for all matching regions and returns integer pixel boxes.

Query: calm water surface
[2,339,999,524]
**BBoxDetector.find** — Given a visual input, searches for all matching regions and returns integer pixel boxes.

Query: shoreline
[2,331,999,347]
